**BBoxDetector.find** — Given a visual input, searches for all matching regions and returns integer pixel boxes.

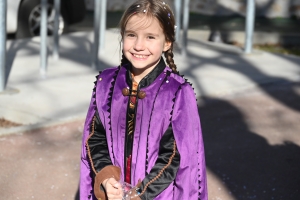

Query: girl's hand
[103,178,123,199]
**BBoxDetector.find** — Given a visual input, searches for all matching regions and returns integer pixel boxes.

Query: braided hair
[121,51,130,67]
[119,0,177,73]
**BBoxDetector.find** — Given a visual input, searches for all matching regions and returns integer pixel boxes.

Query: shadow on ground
[181,38,300,113]
[199,91,300,199]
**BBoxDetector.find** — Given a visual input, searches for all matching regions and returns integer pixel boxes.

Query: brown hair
[119,0,177,73]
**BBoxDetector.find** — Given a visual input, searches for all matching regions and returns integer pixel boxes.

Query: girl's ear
[163,41,172,52]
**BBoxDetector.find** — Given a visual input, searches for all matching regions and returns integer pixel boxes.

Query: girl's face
[123,14,171,76]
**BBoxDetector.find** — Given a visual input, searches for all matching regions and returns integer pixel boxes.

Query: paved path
[1,29,300,135]
[0,82,299,200]
[201,82,300,200]
[0,29,300,199]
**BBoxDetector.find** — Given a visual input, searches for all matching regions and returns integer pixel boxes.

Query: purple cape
[80,65,208,199]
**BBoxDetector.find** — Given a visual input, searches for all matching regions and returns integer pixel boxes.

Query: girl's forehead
[125,14,162,33]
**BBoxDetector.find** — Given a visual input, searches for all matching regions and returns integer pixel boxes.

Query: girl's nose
[133,38,145,51]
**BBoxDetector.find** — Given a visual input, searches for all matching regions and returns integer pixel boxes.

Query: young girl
[80,0,207,199]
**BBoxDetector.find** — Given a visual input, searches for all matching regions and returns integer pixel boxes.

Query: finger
[108,178,121,189]
[108,196,122,200]
[113,182,121,189]
[107,193,123,199]
[108,178,119,185]
[106,184,121,195]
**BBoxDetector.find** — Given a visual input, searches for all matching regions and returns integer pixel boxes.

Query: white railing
[0,0,6,92]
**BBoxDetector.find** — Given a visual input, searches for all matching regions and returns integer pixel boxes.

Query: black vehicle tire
[16,0,67,38]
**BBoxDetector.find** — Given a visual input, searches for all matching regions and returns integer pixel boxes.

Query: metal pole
[92,0,101,68]
[182,0,190,56]
[40,0,48,76]
[99,0,107,50]
[53,0,60,60]
[0,0,6,91]
[244,0,255,54]
[174,0,182,43]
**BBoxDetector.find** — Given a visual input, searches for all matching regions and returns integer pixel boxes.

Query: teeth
[133,54,147,58]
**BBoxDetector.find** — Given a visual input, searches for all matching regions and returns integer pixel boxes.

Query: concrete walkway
[1,29,300,135]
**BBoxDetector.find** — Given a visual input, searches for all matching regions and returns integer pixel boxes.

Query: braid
[121,51,129,67]
[164,46,177,73]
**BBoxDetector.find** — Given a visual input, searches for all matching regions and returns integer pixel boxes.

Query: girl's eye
[127,34,135,37]
[148,36,155,39]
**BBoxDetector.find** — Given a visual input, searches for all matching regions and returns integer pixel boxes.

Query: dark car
[7,0,86,38]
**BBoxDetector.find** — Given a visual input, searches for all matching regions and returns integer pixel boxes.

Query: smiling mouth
[132,53,149,59]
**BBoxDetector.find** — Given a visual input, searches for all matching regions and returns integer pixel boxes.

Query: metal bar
[92,0,101,68]
[182,0,190,56]
[99,0,107,50]
[174,0,182,43]
[53,0,60,60]
[244,0,256,54]
[0,0,6,91]
[40,0,48,76]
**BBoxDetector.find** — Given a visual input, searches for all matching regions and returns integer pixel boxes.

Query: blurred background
[7,0,300,54]
[1,0,300,200]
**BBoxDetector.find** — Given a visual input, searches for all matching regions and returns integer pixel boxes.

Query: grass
[254,44,300,56]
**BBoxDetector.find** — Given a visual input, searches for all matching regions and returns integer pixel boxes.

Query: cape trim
[85,115,97,174]
[106,66,121,164]
[144,70,173,173]
[140,140,177,196]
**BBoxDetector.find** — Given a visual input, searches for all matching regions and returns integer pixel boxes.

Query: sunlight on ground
[207,168,236,200]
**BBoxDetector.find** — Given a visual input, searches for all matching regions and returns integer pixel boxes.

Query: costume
[80,58,208,200]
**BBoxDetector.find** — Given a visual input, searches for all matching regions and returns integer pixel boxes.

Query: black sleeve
[138,125,180,200]
[86,110,113,175]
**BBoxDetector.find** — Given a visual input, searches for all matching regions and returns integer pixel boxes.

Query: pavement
[1,29,300,135]
[1,29,300,200]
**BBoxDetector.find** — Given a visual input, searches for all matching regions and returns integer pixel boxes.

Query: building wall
[85,0,300,18]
